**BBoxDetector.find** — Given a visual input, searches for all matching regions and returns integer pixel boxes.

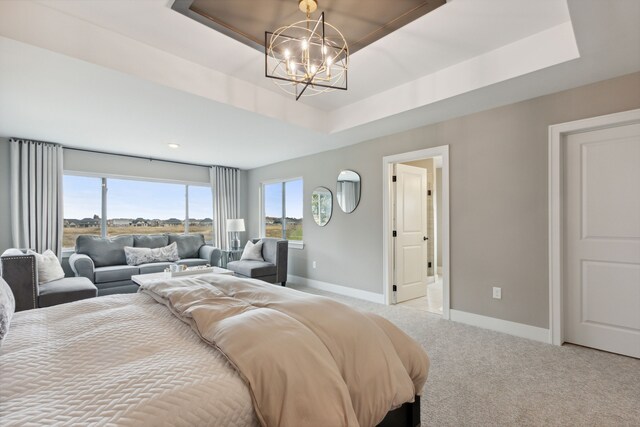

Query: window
[107,178,185,236]
[262,178,303,242]
[62,174,214,249]
[188,185,214,242]
[63,175,102,249]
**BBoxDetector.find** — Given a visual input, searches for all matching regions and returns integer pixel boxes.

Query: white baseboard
[450,309,551,343]
[437,266,442,275]
[288,274,385,304]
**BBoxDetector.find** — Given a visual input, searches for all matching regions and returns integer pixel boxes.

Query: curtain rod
[63,146,239,170]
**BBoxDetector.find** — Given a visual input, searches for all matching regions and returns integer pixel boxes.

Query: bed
[0,274,429,426]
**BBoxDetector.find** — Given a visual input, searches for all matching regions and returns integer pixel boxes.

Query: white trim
[548,108,640,346]
[382,146,451,319]
[64,170,209,187]
[450,309,551,343]
[288,274,385,304]
[288,241,304,250]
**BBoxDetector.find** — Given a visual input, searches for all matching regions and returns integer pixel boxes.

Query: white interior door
[395,164,428,303]
[564,123,640,358]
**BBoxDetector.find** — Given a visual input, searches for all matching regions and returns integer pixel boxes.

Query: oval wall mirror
[336,170,361,213]
[311,186,333,227]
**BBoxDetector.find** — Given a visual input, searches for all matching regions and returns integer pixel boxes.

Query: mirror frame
[311,186,333,227]
[336,169,361,214]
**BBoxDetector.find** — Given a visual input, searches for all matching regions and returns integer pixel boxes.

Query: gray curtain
[211,166,239,250]
[10,139,64,257]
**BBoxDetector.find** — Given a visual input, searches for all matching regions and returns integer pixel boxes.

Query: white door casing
[563,123,640,358]
[382,145,450,318]
[394,163,428,303]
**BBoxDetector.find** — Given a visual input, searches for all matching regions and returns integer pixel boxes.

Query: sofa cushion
[1,277,15,345]
[133,234,169,249]
[124,242,179,266]
[94,265,140,283]
[227,260,276,278]
[138,262,173,274]
[38,277,97,308]
[176,258,209,268]
[26,249,65,284]
[76,235,134,267]
[241,240,264,261]
[168,234,205,259]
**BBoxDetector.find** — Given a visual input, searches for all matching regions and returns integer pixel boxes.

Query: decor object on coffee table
[227,238,288,286]
[1,249,97,311]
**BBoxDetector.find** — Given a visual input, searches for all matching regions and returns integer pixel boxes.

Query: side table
[220,249,244,268]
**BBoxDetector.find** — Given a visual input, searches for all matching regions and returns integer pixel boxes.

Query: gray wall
[247,71,640,329]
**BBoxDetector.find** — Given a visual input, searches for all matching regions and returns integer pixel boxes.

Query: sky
[63,175,213,220]
[264,179,303,219]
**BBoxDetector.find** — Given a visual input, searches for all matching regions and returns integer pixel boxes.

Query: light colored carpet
[288,283,640,426]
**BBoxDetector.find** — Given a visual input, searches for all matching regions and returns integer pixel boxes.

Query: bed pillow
[240,240,264,261]
[27,249,65,285]
[0,277,16,345]
[124,242,180,266]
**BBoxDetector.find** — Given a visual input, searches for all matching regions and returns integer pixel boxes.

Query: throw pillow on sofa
[0,277,15,345]
[124,242,180,266]
[240,240,264,261]
[26,249,66,285]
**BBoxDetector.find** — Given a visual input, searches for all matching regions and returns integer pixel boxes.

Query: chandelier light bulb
[301,39,308,50]
[284,49,290,59]
[310,64,317,74]
[290,61,297,72]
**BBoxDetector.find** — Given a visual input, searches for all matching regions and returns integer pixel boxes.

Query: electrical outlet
[492,287,502,300]
[312,261,316,269]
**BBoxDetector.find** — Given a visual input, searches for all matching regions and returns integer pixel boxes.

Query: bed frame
[377,395,420,427]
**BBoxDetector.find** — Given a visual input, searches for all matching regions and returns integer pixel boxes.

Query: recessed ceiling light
[168,143,180,149]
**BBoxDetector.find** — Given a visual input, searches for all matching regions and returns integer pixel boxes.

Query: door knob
[423,236,428,241]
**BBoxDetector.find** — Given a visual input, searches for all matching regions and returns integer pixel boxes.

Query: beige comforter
[139,275,429,427]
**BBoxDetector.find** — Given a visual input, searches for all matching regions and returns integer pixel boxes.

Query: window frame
[62,171,214,251]
[259,176,304,249]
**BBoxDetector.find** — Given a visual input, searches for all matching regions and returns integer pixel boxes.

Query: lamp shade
[226,219,245,232]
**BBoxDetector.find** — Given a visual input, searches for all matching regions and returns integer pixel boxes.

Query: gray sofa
[69,234,221,296]
[1,249,98,311]
[227,238,288,286]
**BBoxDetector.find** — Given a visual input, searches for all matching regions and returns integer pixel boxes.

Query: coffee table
[131,267,234,287]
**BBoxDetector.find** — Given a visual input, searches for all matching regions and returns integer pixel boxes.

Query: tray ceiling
[172,0,446,53]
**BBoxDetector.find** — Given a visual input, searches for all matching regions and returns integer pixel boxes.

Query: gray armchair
[227,238,288,286]
[1,249,97,311]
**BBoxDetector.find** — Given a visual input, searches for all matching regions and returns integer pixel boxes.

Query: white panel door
[395,164,428,303]
[564,123,640,358]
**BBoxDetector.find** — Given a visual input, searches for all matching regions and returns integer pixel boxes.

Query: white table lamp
[226,219,245,250]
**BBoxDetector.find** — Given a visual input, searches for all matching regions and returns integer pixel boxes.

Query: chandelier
[265,0,349,100]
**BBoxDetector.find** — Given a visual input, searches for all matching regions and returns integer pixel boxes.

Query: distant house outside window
[62,174,214,249]
[262,178,303,243]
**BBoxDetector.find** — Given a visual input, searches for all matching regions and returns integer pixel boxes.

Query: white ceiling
[0,0,638,169]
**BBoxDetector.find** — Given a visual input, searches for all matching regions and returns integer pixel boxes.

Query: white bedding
[0,293,259,427]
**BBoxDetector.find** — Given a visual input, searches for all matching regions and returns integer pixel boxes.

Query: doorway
[382,146,450,319]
